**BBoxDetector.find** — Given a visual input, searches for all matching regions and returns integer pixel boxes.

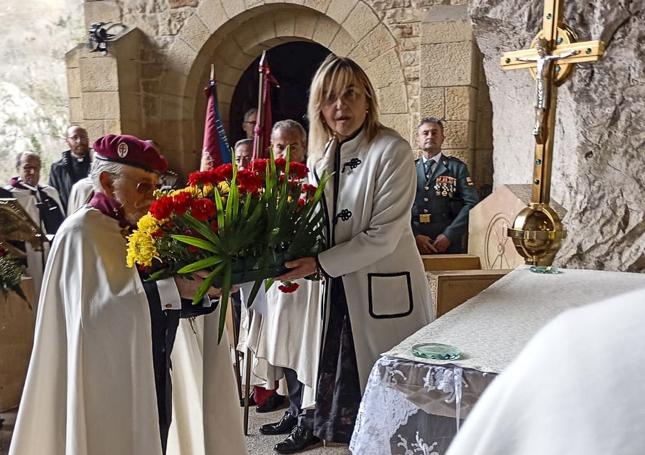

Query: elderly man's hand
[415,234,438,254]
[174,271,222,300]
[433,234,451,253]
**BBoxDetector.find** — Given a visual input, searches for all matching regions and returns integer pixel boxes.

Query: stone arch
[157,0,409,172]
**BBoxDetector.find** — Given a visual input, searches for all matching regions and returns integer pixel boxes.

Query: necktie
[424,160,434,179]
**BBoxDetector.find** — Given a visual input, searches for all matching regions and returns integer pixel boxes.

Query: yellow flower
[217,181,230,195]
[126,229,158,268]
[137,213,164,233]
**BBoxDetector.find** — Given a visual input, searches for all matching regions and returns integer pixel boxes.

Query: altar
[350,267,645,454]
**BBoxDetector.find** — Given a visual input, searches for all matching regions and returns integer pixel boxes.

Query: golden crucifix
[502,0,604,268]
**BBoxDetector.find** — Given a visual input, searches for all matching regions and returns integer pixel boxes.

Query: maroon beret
[93,134,168,174]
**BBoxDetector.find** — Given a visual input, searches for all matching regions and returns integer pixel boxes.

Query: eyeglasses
[115,174,157,194]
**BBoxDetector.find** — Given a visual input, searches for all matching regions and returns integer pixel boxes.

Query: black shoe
[256,392,287,413]
[274,425,322,454]
[259,411,298,435]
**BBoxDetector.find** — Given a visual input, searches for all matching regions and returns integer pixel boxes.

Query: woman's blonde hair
[307,54,381,161]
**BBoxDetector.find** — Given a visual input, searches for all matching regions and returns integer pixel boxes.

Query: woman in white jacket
[276,55,434,453]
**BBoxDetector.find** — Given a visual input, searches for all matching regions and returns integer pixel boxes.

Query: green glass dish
[411,343,461,361]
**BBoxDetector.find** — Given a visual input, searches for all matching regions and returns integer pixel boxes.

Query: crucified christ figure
[516,38,579,144]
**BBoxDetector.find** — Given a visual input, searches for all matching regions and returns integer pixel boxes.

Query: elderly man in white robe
[245,120,322,439]
[9,134,246,455]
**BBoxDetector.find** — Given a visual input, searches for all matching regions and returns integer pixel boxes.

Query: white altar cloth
[351,266,645,455]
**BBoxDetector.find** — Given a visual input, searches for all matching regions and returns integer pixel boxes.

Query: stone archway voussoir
[196,0,228,33]
[312,15,340,47]
[294,12,319,40]
[303,0,331,14]
[180,14,211,53]
[341,1,379,43]
[329,27,357,57]
[326,0,357,25]
[220,0,246,18]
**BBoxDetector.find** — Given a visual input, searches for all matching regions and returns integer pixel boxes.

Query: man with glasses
[242,108,258,139]
[49,125,93,212]
[9,134,246,455]
[235,138,253,170]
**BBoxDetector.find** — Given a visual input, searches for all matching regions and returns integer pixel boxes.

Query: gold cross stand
[501,0,604,267]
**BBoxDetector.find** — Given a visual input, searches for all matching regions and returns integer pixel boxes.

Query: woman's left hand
[278,257,317,281]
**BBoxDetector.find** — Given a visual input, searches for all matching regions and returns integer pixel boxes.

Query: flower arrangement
[126,152,328,340]
[0,246,28,304]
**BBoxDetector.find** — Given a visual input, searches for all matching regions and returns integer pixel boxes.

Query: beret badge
[117,142,129,158]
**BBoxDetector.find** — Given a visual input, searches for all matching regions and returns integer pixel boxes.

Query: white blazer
[313,127,435,390]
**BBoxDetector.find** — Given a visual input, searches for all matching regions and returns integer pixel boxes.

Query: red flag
[200,65,231,171]
[252,52,279,160]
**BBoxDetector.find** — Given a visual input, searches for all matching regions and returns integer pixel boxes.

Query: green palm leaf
[171,234,217,253]
[177,255,223,274]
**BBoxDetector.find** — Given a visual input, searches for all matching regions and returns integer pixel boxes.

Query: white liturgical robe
[446,288,645,455]
[9,207,163,455]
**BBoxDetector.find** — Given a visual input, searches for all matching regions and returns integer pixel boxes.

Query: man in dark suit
[412,117,479,254]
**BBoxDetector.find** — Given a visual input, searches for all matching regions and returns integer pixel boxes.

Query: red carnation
[213,163,233,182]
[173,192,193,216]
[150,195,174,220]
[250,159,269,175]
[302,183,317,194]
[237,169,264,194]
[190,198,216,221]
[289,162,308,179]
[297,198,306,207]
[278,281,300,293]
[274,157,286,169]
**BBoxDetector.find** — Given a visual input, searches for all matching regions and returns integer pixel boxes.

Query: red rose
[150,195,174,220]
[278,281,300,293]
[173,192,193,216]
[190,198,216,221]
[297,198,306,207]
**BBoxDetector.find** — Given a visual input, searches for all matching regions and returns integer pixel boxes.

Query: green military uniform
[411,153,479,253]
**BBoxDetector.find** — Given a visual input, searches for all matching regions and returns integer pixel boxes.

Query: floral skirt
[313,278,362,443]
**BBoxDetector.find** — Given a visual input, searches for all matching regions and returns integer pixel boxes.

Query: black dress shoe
[259,411,298,435]
[256,391,286,413]
[274,425,322,454]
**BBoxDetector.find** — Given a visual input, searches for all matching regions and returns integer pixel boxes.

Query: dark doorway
[229,41,331,143]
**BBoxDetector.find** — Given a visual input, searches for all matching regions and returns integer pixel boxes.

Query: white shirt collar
[422,152,443,164]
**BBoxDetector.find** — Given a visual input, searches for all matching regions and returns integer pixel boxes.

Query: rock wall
[469,0,644,272]
[0,0,83,183]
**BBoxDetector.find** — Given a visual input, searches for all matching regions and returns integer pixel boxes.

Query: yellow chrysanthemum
[137,213,164,233]
[203,183,214,197]
[126,229,158,268]
[217,181,230,195]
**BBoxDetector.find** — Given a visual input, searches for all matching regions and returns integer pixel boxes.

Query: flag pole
[252,51,267,160]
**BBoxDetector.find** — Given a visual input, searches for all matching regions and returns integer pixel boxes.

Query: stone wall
[0,0,83,184]
[469,0,644,272]
[76,0,491,187]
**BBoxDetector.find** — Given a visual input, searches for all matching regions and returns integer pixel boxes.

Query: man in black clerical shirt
[49,125,92,212]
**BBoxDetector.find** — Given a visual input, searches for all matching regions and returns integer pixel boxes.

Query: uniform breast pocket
[368,272,414,319]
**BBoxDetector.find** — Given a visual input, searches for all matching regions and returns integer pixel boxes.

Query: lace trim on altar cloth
[350,357,472,454]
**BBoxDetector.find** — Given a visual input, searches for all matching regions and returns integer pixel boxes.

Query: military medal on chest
[435,175,456,197]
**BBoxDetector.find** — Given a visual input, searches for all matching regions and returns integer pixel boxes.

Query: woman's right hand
[277,257,317,281]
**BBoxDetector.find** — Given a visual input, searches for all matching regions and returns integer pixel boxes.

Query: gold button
[423,209,428,213]
[165,304,172,309]
[423,198,428,202]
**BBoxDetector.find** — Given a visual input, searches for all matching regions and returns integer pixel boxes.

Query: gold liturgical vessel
[500,0,604,269]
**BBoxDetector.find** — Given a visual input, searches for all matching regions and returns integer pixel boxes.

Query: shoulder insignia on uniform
[466,176,475,186]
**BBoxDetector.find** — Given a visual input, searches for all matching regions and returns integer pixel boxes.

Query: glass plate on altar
[411,343,461,361]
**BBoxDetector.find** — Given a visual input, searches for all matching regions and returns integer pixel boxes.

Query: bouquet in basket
[126,152,329,341]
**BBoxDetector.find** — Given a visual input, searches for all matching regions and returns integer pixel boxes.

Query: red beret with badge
[93,134,168,174]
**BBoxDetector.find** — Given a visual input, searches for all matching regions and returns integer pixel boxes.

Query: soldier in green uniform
[412,117,479,254]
